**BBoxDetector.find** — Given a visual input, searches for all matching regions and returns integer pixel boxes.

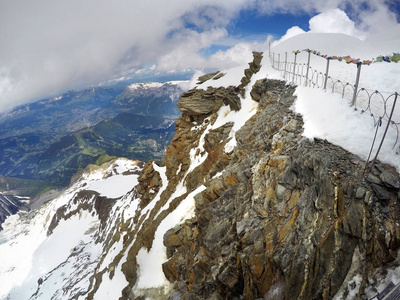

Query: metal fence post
[324,58,330,90]
[292,53,297,84]
[273,52,275,69]
[278,54,280,71]
[269,43,271,59]
[284,52,287,79]
[351,63,362,106]
[369,92,398,169]
[305,51,311,87]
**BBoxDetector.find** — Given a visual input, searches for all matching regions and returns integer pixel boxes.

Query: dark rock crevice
[47,190,117,236]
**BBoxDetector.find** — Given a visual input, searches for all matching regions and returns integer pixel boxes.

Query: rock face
[177,51,262,116]
[239,51,263,96]
[177,86,241,116]
[158,78,400,299]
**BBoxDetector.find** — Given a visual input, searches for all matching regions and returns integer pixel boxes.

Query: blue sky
[198,11,312,58]
[0,0,399,113]
[230,10,311,40]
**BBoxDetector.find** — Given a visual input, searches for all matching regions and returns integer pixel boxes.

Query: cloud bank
[0,0,398,113]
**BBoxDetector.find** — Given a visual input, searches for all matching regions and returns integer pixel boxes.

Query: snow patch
[128,82,164,90]
[86,174,138,198]
[135,185,206,293]
[293,87,399,169]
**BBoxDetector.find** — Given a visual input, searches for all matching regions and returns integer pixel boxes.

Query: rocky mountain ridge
[1,52,400,300]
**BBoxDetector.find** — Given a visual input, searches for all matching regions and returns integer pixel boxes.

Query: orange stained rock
[278,207,299,244]
[268,155,289,170]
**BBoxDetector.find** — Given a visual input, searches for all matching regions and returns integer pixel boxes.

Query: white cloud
[156,28,228,71]
[357,1,399,35]
[0,0,398,113]
[208,42,265,68]
[0,0,249,113]
[306,1,399,40]
[260,0,399,47]
[272,26,307,46]
[308,8,366,38]
[273,1,399,47]
[251,0,344,15]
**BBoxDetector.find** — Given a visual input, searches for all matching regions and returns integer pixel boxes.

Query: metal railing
[269,49,399,171]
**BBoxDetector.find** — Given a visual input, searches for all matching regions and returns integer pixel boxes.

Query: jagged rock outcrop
[177,86,241,116]
[114,85,243,300]
[196,71,225,84]
[136,160,162,208]
[159,78,400,299]
[239,51,263,96]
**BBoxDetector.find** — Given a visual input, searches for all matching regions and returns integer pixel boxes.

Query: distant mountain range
[0,81,185,188]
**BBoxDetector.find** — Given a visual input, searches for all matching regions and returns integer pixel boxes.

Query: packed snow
[85,173,138,198]
[135,185,206,293]
[268,30,400,171]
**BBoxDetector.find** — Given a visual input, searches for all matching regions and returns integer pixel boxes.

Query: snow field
[270,32,400,170]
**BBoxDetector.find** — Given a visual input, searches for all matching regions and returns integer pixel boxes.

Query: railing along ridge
[269,47,399,172]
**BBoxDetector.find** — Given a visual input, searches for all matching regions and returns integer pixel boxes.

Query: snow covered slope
[0,159,143,299]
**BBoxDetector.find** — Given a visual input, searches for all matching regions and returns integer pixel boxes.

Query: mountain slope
[0,81,184,231]
[0,82,183,186]
[110,82,183,117]
[0,159,144,299]
[35,112,176,185]
[0,86,125,139]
